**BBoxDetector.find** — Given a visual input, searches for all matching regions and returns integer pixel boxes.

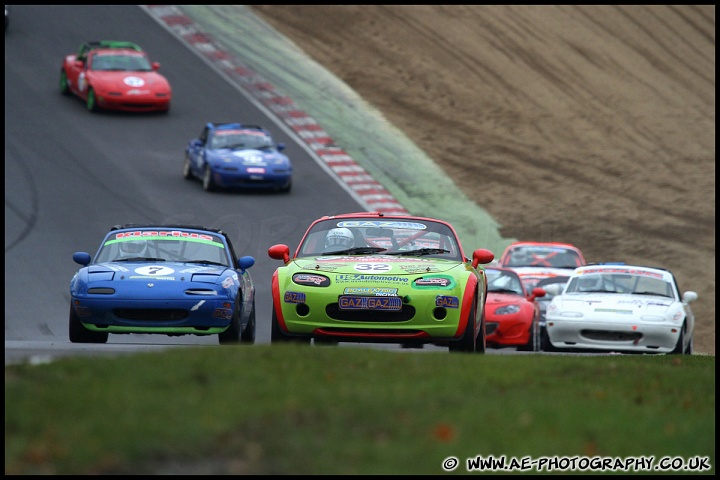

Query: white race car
[544,264,698,354]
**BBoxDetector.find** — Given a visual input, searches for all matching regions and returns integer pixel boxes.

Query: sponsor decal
[401,265,441,273]
[344,287,398,296]
[299,262,344,271]
[339,295,402,311]
[337,220,427,230]
[212,308,233,320]
[292,273,330,287]
[594,308,633,314]
[579,268,664,279]
[435,296,459,308]
[284,291,306,304]
[129,276,175,280]
[415,276,453,288]
[335,274,409,285]
[115,230,215,241]
[222,277,235,289]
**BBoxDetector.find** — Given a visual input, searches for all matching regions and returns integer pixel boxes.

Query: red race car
[497,241,586,290]
[59,40,171,113]
[484,267,545,351]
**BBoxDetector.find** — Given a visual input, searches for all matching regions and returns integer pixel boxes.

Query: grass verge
[5,345,715,474]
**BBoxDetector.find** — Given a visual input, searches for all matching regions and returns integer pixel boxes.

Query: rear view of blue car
[183,122,292,193]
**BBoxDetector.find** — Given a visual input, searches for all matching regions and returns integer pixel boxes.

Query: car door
[65,54,87,97]
[187,126,211,174]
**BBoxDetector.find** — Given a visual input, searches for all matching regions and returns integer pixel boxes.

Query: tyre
[671,323,685,354]
[202,165,216,192]
[540,327,556,352]
[86,87,99,112]
[279,180,292,193]
[475,301,486,354]
[59,70,71,96]
[517,320,538,352]
[68,305,108,344]
[270,306,310,344]
[449,295,477,353]
[684,335,694,355]
[240,300,256,344]
[219,304,242,344]
[182,155,194,180]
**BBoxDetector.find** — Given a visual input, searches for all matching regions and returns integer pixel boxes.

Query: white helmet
[511,249,531,266]
[578,275,603,292]
[325,228,354,249]
[119,240,147,257]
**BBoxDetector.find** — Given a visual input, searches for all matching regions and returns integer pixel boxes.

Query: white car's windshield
[565,272,673,297]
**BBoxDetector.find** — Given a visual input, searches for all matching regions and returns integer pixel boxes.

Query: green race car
[268,212,495,352]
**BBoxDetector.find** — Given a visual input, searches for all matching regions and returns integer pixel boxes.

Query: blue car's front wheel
[68,305,108,344]
[203,165,216,192]
[182,154,194,180]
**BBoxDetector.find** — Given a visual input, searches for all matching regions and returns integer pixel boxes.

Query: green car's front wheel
[270,306,310,344]
[449,294,478,353]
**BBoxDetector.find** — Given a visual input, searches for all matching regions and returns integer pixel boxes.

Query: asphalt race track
[5,6,527,364]
[4,5,368,364]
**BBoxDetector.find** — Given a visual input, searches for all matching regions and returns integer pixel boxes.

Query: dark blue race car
[69,224,256,345]
[183,122,292,192]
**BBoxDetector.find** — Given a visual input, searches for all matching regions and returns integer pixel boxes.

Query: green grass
[5,346,715,474]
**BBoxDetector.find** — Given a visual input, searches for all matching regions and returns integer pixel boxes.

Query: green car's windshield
[298,218,463,261]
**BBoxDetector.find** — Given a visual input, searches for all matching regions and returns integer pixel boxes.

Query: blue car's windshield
[93,231,230,266]
[210,130,273,150]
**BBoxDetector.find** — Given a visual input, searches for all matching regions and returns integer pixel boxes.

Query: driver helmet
[119,240,147,257]
[324,227,354,249]
[510,248,531,266]
[578,275,602,291]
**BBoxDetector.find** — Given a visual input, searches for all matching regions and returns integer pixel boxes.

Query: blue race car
[183,122,292,192]
[69,224,256,344]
